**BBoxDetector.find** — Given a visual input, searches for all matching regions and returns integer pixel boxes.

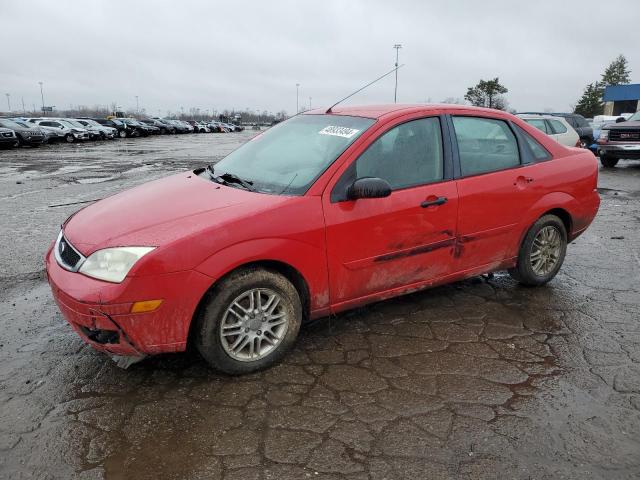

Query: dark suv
[596,111,640,167]
[93,118,137,138]
[519,112,593,148]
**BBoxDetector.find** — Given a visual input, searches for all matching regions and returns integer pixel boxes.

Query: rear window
[524,119,548,133]
[549,120,567,134]
[515,125,551,161]
[452,116,520,176]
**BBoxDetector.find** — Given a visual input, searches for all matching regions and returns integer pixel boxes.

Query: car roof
[516,114,557,120]
[302,103,507,120]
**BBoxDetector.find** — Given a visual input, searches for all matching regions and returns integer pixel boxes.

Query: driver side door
[322,115,458,311]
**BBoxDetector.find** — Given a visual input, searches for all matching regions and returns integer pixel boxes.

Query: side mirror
[347,177,392,200]
[616,117,626,123]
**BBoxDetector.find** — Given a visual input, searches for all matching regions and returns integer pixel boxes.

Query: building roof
[603,84,640,102]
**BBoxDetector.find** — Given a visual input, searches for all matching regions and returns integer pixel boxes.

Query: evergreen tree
[574,82,604,118]
[464,78,509,110]
[601,54,631,86]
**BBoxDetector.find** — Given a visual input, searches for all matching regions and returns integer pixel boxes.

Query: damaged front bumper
[45,245,214,363]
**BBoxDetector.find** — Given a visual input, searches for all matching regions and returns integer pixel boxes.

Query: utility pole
[393,44,402,103]
[38,81,45,116]
[135,96,139,115]
[296,83,300,113]
[21,97,25,114]
[5,94,10,112]
[309,97,312,110]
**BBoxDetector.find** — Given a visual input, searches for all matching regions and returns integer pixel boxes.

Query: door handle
[421,196,448,208]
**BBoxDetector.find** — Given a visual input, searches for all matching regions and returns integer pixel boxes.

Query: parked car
[119,118,155,136]
[596,110,640,167]
[188,121,210,133]
[519,112,593,148]
[0,118,47,146]
[0,127,19,148]
[28,118,90,143]
[141,119,174,134]
[94,118,135,138]
[46,104,599,373]
[517,114,580,147]
[75,119,117,139]
[165,119,190,134]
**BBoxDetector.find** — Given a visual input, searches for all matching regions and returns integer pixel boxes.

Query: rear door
[450,114,543,272]
[322,115,458,308]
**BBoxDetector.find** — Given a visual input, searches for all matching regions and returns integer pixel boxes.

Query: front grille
[2,132,13,137]
[609,129,640,142]
[55,232,84,271]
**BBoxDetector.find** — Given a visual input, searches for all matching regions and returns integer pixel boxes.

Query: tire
[508,214,567,286]
[600,155,619,168]
[195,268,302,374]
[118,129,127,138]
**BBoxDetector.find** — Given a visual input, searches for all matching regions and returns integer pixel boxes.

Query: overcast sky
[1,0,638,116]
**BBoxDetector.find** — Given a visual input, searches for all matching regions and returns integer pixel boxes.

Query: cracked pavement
[0,135,639,479]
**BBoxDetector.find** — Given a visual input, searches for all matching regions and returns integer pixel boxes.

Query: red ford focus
[46,105,600,373]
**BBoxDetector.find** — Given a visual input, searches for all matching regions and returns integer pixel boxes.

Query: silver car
[75,119,117,139]
[29,119,90,143]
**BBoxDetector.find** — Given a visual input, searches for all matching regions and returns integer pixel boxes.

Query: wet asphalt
[0,133,639,479]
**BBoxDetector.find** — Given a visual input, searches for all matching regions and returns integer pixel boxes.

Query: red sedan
[46,104,600,373]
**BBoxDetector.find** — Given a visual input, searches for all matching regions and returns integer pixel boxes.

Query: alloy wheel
[219,288,289,362]
[530,226,562,275]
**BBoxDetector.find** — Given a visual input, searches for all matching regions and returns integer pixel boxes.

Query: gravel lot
[0,134,639,479]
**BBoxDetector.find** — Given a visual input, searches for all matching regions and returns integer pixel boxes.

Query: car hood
[63,171,288,254]
[605,120,640,129]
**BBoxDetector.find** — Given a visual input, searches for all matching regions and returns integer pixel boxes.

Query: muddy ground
[0,133,639,479]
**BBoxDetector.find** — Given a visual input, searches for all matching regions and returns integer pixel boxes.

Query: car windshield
[212,114,375,195]
[60,120,79,129]
[111,119,123,126]
[65,120,85,128]
[0,119,23,129]
[628,112,640,122]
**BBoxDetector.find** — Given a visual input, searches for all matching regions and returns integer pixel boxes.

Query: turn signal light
[130,299,163,313]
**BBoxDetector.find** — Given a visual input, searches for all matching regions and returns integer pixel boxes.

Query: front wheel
[118,129,127,138]
[508,215,567,286]
[195,268,302,374]
[600,155,619,168]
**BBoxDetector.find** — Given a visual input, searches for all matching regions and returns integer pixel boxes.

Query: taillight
[575,139,582,148]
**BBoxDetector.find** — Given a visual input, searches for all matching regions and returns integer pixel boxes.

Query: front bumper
[598,143,640,159]
[45,246,213,357]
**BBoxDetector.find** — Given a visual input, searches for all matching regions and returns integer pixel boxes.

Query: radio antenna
[326,64,405,114]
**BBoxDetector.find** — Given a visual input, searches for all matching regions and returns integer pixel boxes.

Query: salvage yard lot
[1,135,640,479]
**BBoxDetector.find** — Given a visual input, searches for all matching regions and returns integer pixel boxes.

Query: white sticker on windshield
[318,126,360,138]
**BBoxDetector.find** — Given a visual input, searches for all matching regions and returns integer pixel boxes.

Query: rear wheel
[600,155,619,168]
[195,268,302,374]
[508,215,567,286]
[118,129,127,138]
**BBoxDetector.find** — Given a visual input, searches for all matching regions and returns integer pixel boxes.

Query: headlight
[79,247,155,283]
[599,130,609,141]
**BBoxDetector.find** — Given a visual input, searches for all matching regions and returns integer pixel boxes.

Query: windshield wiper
[207,166,255,192]
[219,172,255,191]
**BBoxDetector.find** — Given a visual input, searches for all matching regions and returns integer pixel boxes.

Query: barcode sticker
[318,126,360,138]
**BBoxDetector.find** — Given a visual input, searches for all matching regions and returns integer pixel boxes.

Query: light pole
[5,94,10,112]
[309,97,312,110]
[393,44,402,103]
[296,83,300,113]
[135,96,139,115]
[38,81,45,116]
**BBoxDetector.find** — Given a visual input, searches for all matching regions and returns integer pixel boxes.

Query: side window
[549,120,567,134]
[525,119,548,133]
[452,116,520,177]
[355,117,443,190]
[514,125,551,161]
